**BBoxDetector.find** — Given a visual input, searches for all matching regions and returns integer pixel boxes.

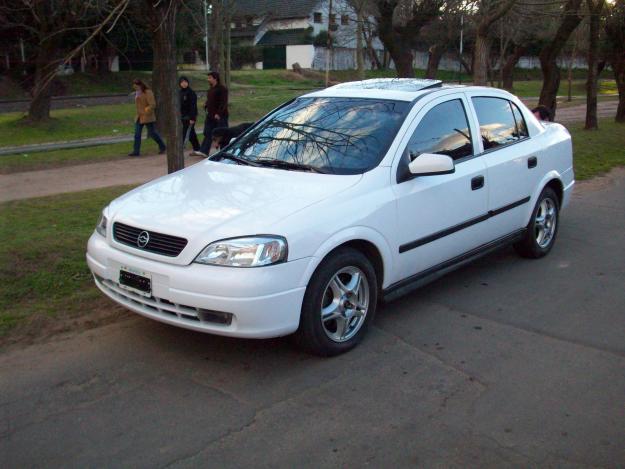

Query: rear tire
[294,247,378,356]
[514,187,560,258]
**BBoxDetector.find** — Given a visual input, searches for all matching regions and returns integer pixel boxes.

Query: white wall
[310,0,383,50]
[287,45,314,69]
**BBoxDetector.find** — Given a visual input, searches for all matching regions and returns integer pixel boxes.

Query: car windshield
[221,97,409,175]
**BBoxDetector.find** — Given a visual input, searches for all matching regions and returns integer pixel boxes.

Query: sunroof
[332,78,443,92]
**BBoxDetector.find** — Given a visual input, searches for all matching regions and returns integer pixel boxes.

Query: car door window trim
[398,196,531,253]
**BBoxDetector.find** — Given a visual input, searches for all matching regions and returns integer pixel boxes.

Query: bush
[231,46,263,69]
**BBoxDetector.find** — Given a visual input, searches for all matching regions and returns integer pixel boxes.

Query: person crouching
[211,122,254,151]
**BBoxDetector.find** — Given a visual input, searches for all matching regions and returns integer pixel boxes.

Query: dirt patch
[0,298,130,353]
[573,166,625,194]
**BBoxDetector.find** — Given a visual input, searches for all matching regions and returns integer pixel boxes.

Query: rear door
[467,95,536,238]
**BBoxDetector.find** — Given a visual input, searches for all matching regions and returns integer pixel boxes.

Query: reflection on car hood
[107,160,361,259]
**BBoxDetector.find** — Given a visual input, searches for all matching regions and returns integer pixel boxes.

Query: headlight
[95,213,108,237]
[195,236,287,267]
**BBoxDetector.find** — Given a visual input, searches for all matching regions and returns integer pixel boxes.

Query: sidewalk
[0,153,204,203]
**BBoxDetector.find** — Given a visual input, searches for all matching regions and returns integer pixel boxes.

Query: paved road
[1,170,624,467]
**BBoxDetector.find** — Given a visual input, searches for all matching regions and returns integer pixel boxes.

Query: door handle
[528,156,538,169]
[471,175,485,190]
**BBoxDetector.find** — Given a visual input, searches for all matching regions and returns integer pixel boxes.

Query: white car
[87,79,574,356]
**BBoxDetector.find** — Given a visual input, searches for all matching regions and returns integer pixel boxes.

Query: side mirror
[408,152,455,176]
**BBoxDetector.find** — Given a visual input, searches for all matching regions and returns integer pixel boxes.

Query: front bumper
[86,233,309,338]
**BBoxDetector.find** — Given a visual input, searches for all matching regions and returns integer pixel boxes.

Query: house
[230,0,383,70]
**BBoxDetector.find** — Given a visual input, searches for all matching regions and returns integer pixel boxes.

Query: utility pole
[325,0,333,87]
[204,0,209,70]
[458,14,463,84]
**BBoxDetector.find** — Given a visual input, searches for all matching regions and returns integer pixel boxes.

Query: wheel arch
[525,172,564,224]
[301,228,393,292]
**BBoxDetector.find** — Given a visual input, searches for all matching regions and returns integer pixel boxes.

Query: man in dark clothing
[194,71,229,156]
[179,76,200,152]
[211,122,254,150]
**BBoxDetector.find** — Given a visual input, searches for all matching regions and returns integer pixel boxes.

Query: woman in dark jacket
[179,76,200,152]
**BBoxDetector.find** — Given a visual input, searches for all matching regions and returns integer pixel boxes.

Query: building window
[329,14,336,25]
[314,12,322,23]
[341,14,349,25]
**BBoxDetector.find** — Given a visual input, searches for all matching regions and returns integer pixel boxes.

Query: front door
[391,94,490,283]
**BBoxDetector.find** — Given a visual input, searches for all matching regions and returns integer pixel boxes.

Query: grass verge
[0,88,305,148]
[0,186,134,346]
[0,141,160,174]
[570,120,625,180]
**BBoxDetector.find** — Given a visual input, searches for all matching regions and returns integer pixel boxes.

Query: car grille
[93,274,233,326]
[113,222,188,257]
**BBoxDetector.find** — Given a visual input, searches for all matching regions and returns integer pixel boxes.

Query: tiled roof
[257,28,313,46]
[231,0,319,20]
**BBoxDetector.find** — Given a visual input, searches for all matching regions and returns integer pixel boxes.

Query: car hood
[107,160,362,264]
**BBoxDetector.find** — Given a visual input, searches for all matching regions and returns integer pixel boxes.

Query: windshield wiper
[255,159,326,173]
[211,152,259,166]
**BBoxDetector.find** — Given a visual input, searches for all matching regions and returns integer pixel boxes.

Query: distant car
[87,79,574,356]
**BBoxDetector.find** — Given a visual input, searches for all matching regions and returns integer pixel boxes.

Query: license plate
[119,266,152,297]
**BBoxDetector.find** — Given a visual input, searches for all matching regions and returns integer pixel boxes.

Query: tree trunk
[425,44,444,79]
[149,0,184,174]
[27,37,60,122]
[459,54,472,75]
[502,45,526,90]
[225,11,231,87]
[363,22,382,70]
[356,9,365,79]
[392,47,415,77]
[585,0,605,130]
[473,32,490,85]
[210,0,223,71]
[538,0,583,120]
[613,52,625,122]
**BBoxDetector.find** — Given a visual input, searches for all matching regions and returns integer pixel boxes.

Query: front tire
[514,186,560,258]
[294,247,378,356]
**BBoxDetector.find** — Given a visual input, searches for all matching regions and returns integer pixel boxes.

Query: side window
[511,102,529,139]
[406,99,473,161]
[472,97,521,150]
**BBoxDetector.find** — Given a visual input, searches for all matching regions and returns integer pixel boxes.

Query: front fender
[299,226,394,290]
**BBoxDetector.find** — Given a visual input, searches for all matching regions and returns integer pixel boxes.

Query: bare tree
[0,0,124,122]
[605,0,625,122]
[584,0,606,129]
[537,0,584,119]
[374,0,444,77]
[145,0,184,173]
[471,0,519,85]
[420,2,464,79]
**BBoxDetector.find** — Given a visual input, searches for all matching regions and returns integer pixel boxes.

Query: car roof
[302,78,514,102]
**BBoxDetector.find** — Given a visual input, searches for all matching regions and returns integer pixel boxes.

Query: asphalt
[1,169,624,467]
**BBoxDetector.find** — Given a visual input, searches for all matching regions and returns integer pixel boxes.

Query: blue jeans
[200,116,228,154]
[133,121,166,154]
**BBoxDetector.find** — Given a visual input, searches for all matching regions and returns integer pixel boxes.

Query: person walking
[194,71,228,156]
[128,78,166,156]
[179,76,200,152]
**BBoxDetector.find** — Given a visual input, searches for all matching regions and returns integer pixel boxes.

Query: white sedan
[87,79,574,356]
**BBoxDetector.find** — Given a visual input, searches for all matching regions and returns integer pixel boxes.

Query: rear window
[472,97,525,150]
[224,97,409,174]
